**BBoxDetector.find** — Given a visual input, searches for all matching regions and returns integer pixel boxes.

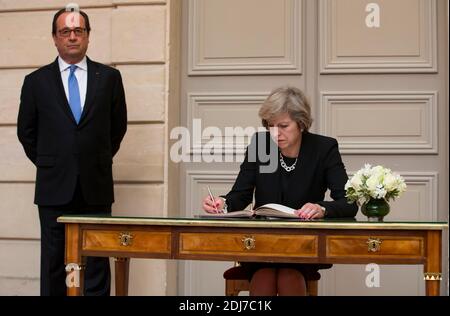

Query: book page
[197,209,254,218]
[256,203,297,214]
[254,204,299,218]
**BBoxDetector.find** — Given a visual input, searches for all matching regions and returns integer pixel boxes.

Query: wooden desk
[57,216,447,296]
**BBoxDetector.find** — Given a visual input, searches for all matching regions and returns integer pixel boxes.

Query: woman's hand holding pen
[202,195,225,213]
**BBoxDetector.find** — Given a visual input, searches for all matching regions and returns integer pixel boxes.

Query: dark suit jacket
[17,57,127,206]
[225,131,358,218]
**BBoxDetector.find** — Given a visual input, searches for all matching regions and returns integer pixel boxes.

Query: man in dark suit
[17,7,127,296]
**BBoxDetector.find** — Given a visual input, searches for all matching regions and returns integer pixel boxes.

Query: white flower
[372,165,384,174]
[344,179,351,190]
[374,185,387,199]
[396,175,407,193]
[350,174,363,190]
[366,173,382,192]
[345,164,407,206]
[362,164,372,177]
[383,173,397,191]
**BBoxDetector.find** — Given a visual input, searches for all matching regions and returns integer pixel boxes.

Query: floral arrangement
[345,164,407,206]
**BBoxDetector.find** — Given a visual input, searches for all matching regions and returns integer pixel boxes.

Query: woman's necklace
[279,152,297,172]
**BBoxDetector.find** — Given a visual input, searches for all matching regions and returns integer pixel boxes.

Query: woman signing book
[202,86,357,296]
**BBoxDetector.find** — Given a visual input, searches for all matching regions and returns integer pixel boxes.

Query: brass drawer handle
[242,236,256,250]
[366,237,382,252]
[118,232,134,246]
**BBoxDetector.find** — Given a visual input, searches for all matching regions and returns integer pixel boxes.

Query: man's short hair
[52,8,91,35]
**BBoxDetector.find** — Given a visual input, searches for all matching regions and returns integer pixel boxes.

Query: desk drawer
[326,235,424,259]
[179,232,318,257]
[82,230,171,254]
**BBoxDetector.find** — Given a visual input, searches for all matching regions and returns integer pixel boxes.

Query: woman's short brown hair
[259,86,313,131]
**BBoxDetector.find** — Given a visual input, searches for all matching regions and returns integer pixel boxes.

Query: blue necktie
[68,65,81,124]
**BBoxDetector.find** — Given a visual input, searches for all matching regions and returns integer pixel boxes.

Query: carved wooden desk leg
[65,223,84,296]
[114,257,130,296]
[424,230,442,296]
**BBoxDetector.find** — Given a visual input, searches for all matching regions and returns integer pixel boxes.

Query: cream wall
[0,0,180,295]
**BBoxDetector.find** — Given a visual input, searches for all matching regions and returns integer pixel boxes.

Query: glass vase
[361,198,390,222]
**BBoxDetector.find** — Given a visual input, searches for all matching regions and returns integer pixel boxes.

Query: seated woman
[202,86,358,296]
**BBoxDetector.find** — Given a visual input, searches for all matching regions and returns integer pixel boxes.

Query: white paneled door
[179,0,448,296]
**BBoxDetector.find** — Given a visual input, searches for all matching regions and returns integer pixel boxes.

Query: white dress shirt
[58,56,88,110]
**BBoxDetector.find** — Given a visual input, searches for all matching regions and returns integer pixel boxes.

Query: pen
[207,186,218,212]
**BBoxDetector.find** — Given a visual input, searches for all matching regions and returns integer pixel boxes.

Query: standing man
[17,6,127,296]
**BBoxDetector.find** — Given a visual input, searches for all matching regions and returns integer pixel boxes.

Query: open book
[200,203,299,219]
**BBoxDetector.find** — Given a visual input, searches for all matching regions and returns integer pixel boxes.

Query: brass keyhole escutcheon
[367,237,382,252]
[242,236,256,250]
[118,232,134,246]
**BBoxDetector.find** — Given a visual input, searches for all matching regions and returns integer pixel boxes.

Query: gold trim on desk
[57,216,448,231]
